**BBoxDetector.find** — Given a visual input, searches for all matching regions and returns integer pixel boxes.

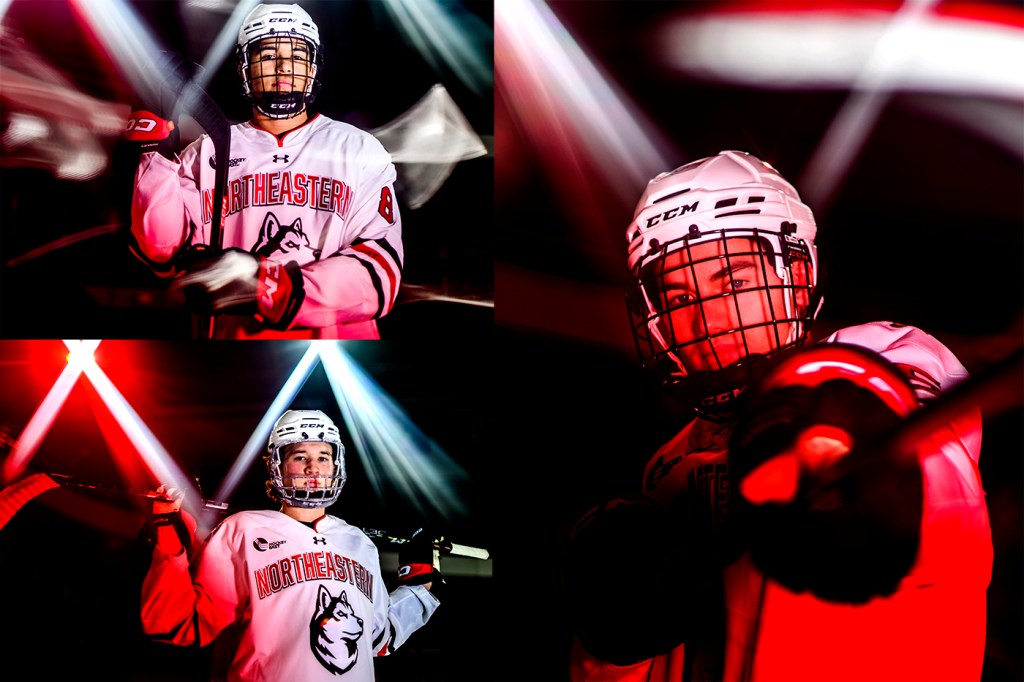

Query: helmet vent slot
[716,209,762,217]
[652,188,691,204]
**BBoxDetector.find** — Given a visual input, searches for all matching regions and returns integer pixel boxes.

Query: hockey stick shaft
[178,80,231,340]
[1,473,490,559]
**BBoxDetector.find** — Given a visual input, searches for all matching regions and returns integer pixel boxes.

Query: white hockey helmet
[236,3,323,119]
[265,409,346,508]
[625,150,823,416]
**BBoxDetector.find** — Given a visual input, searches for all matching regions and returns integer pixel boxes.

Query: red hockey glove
[123,53,199,160]
[255,259,305,330]
[729,343,923,603]
[141,484,197,556]
[124,108,178,159]
[563,497,723,666]
[397,528,443,588]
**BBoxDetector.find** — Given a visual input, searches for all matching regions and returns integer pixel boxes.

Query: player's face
[646,237,794,372]
[249,37,312,95]
[281,442,334,491]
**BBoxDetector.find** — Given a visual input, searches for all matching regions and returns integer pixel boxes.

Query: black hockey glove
[563,497,724,666]
[175,246,306,329]
[729,343,924,604]
[397,528,444,589]
[177,246,260,317]
[139,484,196,556]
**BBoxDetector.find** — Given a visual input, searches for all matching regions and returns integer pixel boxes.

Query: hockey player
[565,151,993,680]
[140,409,441,681]
[126,4,402,339]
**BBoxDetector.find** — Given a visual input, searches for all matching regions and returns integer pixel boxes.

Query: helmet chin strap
[254,92,307,119]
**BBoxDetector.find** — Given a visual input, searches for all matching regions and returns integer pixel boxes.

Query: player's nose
[695,296,736,336]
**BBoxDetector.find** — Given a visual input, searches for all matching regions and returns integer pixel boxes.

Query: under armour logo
[272,154,290,163]
[313,536,327,545]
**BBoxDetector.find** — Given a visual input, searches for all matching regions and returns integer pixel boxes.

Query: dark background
[494,1,1023,681]
[1,0,494,339]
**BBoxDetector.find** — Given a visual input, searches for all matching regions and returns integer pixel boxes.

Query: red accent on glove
[398,563,434,583]
[124,110,176,142]
[256,260,304,329]
[758,345,918,417]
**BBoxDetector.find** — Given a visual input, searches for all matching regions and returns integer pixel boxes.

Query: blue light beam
[319,342,470,521]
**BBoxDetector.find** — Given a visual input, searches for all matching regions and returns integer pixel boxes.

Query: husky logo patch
[310,585,364,675]
[254,212,318,259]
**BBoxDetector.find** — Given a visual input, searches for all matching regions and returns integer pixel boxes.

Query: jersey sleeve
[289,135,404,330]
[372,584,440,657]
[140,519,244,647]
[129,141,206,275]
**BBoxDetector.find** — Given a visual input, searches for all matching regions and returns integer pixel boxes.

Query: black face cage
[237,34,323,118]
[267,475,344,508]
[626,232,817,417]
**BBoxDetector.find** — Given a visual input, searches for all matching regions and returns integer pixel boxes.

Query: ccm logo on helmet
[646,201,699,228]
[268,17,297,23]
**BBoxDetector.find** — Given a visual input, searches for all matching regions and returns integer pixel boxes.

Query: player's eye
[725,278,749,292]
[663,289,696,308]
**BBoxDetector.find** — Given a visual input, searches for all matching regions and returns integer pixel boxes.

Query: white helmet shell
[238,3,320,49]
[627,150,818,279]
[265,409,345,508]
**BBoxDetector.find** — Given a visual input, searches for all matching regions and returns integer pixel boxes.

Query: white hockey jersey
[571,321,992,681]
[141,510,438,681]
[131,114,403,339]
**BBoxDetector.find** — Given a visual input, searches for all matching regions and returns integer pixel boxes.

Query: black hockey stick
[172,76,232,340]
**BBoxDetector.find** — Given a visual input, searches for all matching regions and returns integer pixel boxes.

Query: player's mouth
[683,341,742,371]
[275,79,293,90]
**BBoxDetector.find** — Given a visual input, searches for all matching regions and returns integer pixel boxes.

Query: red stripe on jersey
[352,242,398,311]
